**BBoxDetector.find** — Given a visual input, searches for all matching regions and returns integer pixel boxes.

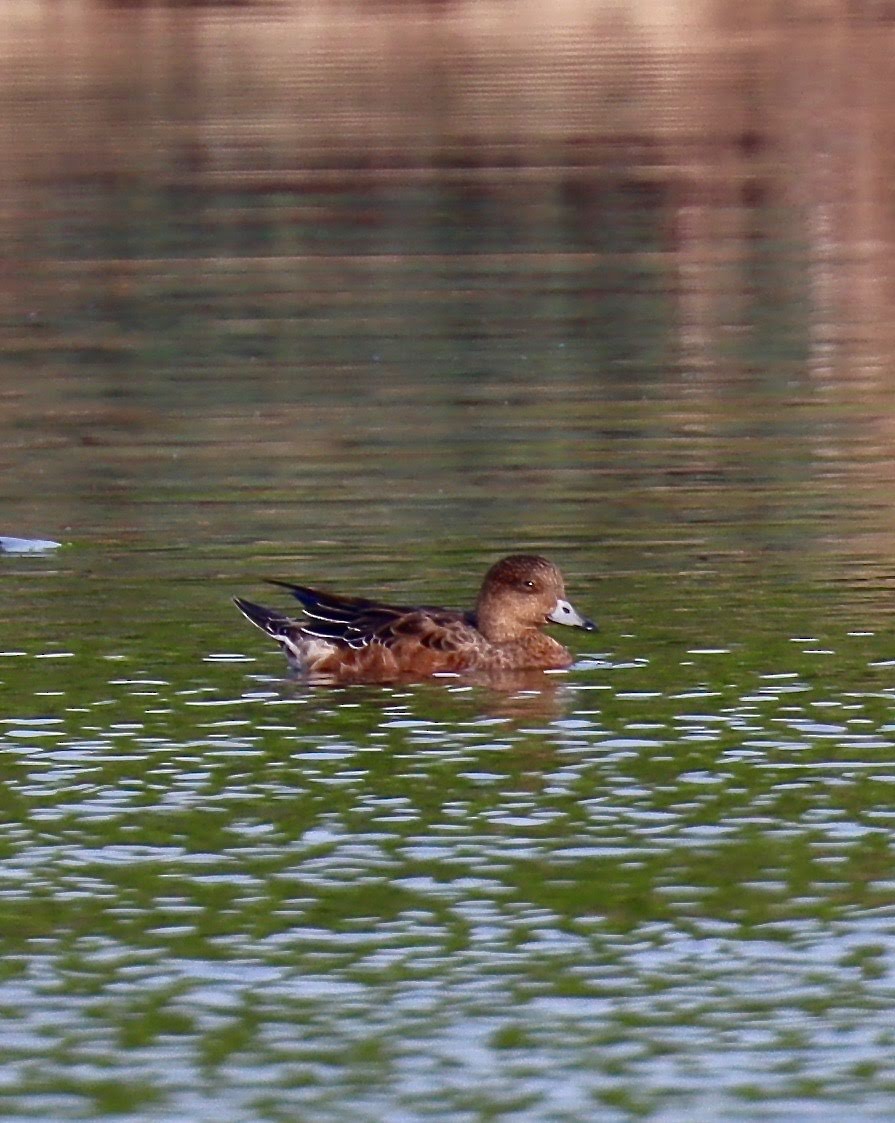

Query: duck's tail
[234,595,342,673]
[233,597,294,639]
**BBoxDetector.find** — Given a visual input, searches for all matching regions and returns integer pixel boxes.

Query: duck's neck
[475,601,523,644]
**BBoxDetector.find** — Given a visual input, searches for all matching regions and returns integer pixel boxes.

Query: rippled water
[3,2,895,1120]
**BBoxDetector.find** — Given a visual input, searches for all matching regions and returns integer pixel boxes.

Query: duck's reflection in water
[265,663,588,728]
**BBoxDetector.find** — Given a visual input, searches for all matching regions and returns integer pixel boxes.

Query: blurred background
[3,3,895,1121]
[2,0,894,586]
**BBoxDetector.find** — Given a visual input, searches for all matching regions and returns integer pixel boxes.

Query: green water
[2,3,895,1120]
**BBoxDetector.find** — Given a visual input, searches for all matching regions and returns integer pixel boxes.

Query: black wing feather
[264,580,419,649]
[260,581,478,653]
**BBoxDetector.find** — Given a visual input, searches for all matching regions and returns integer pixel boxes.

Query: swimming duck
[234,554,596,682]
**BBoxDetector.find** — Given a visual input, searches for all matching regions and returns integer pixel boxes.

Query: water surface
[2,3,895,1120]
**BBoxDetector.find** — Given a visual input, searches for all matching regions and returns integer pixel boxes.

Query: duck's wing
[267,580,480,654]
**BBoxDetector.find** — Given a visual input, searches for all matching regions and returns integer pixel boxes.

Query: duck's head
[475,554,597,643]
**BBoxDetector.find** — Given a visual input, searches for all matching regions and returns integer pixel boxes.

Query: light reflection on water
[3,0,895,1119]
[3,639,895,1118]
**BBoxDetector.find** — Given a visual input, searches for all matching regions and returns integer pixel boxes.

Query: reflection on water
[3,645,895,1120]
[2,0,894,577]
[2,2,895,1120]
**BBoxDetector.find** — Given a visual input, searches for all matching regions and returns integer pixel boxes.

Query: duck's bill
[547,599,598,632]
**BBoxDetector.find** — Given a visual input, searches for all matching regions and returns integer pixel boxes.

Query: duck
[233,554,596,683]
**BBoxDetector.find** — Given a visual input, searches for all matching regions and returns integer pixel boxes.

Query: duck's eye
[522,579,536,591]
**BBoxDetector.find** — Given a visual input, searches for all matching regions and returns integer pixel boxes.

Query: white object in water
[0,536,64,554]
